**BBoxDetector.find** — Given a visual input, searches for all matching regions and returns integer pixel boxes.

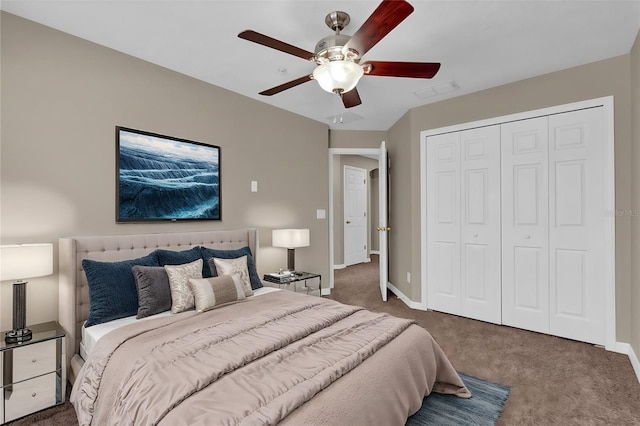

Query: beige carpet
[11,258,640,425]
[328,255,640,425]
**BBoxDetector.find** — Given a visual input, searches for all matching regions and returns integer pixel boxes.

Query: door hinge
[364,212,366,217]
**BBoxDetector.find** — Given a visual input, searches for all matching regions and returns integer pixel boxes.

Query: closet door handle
[524,234,531,239]
[473,233,478,238]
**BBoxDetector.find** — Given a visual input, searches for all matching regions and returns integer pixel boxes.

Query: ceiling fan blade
[363,61,441,78]
[344,0,414,57]
[341,88,362,108]
[238,30,315,61]
[259,75,313,96]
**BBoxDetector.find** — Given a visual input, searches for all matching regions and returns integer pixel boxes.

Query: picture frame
[116,126,221,222]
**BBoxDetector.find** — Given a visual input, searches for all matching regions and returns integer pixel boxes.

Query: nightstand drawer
[4,372,56,422]
[11,340,56,382]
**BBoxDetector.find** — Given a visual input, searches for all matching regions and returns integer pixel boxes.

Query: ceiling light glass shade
[312,61,364,94]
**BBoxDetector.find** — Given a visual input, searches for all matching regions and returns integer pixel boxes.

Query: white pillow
[212,255,253,297]
[188,275,246,313]
[164,259,203,313]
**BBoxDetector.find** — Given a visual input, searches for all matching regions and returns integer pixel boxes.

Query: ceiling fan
[238,0,441,108]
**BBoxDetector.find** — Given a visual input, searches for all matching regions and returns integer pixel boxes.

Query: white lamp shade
[312,61,364,94]
[0,243,53,281]
[272,229,310,249]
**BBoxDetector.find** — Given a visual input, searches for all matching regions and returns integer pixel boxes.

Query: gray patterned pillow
[165,259,203,313]
[211,256,253,297]
[188,275,246,313]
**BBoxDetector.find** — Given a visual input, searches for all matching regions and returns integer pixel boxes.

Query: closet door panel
[460,126,501,324]
[501,117,550,333]
[427,132,461,315]
[549,107,605,345]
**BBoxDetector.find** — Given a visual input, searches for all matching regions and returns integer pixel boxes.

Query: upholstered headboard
[58,228,258,384]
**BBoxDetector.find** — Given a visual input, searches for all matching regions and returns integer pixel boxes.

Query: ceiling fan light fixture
[312,61,364,94]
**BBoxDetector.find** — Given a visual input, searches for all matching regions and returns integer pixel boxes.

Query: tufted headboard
[58,228,258,384]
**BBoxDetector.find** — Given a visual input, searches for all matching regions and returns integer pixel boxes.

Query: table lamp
[0,243,53,343]
[272,229,310,273]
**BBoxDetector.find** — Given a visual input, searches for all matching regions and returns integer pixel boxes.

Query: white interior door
[379,141,389,302]
[426,132,461,315]
[548,107,605,345]
[460,126,502,324]
[344,165,367,266]
[501,116,550,333]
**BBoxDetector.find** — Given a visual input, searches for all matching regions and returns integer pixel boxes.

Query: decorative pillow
[154,247,202,267]
[201,246,263,289]
[210,256,253,297]
[165,259,203,313]
[132,265,171,319]
[82,254,159,327]
[188,275,246,313]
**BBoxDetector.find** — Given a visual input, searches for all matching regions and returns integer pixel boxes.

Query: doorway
[328,143,389,300]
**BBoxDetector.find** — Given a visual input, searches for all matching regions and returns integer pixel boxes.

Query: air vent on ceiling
[414,80,460,100]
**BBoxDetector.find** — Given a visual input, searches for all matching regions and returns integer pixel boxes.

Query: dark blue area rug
[406,373,510,426]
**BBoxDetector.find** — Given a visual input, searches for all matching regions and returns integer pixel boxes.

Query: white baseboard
[387,282,427,311]
[364,258,371,263]
[321,287,331,296]
[333,264,346,270]
[370,250,380,255]
[631,346,640,383]
[612,342,640,384]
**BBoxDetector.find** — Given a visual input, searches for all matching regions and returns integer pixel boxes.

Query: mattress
[79,286,280,360]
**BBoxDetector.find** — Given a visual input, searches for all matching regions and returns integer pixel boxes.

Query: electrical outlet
[407,272,411,283]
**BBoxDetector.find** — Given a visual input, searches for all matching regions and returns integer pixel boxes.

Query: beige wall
[329,130,387,149]
[388,54,635,342]
[0,13,330,331]
[387,112,414,297]
[631,31,640,357]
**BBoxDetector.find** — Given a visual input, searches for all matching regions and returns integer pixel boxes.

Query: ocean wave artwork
[117,128,221,221]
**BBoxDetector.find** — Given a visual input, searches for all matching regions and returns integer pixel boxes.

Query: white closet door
[427,132,461,315]
[460,126,502,324]
[501,117,550,333]
[548,107,605,345]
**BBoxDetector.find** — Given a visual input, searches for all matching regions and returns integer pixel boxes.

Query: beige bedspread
[71,291,469,426]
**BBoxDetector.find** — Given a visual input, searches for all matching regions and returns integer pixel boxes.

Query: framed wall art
[116,126,221,222]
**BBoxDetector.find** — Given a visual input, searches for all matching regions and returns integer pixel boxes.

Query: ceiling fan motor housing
[315,34,360,64]
[314,10,359,65]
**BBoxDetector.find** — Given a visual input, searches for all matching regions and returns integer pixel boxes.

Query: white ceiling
[2,0,639,130]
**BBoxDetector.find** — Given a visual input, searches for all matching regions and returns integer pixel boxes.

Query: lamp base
[5,328,32,344]
[287,248,296,273]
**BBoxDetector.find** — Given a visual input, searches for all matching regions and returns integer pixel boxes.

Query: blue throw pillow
[200,246,263,289]
[153,247,202,266]
[82,254,159,327]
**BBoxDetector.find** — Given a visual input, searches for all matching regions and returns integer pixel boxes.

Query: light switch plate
[251,181,258,192]
[316,209,326,219]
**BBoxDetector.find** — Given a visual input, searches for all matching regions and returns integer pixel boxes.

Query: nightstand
[0,321,66,424]
[263,272,322,296]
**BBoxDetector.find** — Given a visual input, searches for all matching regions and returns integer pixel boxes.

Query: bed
[59,228,470,425]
